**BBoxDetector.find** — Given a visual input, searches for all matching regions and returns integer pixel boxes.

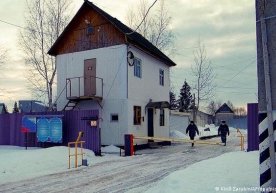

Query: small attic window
[86,24,93,36]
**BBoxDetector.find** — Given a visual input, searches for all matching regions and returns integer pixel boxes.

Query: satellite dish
[127,51,134,66]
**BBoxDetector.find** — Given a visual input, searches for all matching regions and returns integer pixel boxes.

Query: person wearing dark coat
[218,120,230,146]
[186,121,199,147]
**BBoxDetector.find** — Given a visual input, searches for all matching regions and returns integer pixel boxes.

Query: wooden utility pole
[256,0,276,190]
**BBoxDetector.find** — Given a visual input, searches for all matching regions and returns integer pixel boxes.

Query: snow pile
[169,130,186,138]
[198,125,247,138]
[0,146,95,184]
[169,130,200,140]
[145,151,259,193]
[101,145,123,154]
[198,124,218,138]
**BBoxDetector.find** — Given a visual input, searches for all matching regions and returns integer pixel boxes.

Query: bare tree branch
[19,0,72,109]
[126,0,175,53]
[0,46,8,67]
[192,39,216,110]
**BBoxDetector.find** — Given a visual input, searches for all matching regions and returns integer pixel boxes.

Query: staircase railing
[66,76,103,99]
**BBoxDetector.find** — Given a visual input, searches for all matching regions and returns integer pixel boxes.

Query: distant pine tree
[170,91,178,110]
[179,81,193,112]
[13,102,19,113]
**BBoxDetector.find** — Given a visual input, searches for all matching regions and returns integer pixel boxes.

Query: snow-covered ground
[0,145,124,184]
[0,130,255,193]
[144,151,259,193]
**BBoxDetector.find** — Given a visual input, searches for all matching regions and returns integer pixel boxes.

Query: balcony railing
[66,76,103,100]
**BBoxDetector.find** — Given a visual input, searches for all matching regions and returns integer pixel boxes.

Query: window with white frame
[134,58,142,78]
[160,109,165,126]
[159,69,164,86]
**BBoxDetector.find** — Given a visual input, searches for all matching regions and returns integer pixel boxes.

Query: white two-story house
[48,0,176,146]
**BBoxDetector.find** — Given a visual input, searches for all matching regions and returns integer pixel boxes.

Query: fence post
[124,134,134,156]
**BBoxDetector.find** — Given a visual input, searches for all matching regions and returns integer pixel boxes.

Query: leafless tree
[234,107,247,116]
[126,0,174,53]
[19,0,72,109]
[192,40,216,110]
[207,100,222,116]
[0,46,8,67]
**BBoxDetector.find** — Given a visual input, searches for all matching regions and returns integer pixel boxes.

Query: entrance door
[84,59,96,96]
[148,108,154,138]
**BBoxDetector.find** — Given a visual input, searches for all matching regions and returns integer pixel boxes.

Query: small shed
[215,103,234,124]
[19,100,47,113]
[196,110,213,126]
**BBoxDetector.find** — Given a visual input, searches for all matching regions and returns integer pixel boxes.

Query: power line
[215,90,255,95]
[176,35,255,51]
[216,86,256,90]
[217,59,256,87]
[0,19,51,36]
[126,0,158,35]
[213,56,256,69]
[0,19,26,30]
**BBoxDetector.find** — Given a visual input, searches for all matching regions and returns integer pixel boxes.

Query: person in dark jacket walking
[186,121,199,147]
[218,120,230,146]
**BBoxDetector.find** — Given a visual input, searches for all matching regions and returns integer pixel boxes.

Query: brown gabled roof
[48,0,176,67]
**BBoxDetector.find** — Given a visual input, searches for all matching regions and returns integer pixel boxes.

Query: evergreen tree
[170,91,178,110]
[179,81,193,112]
[13,102,19,113]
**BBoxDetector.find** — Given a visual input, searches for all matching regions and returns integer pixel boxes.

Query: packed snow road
[0,135,242,193]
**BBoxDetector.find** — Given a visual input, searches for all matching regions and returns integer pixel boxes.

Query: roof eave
[127,38,176,67]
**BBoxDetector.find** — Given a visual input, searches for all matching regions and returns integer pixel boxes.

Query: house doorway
[147,108,154,139]
[84,59,96,96]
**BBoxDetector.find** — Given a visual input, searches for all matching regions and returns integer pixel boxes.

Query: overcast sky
[0,0,257,111]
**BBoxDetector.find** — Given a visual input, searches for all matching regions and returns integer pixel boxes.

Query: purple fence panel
[0,114,11,145]
[9,114,24,146]
[247,103,259,151]
[63,110,100,155]
[0,110,101,155]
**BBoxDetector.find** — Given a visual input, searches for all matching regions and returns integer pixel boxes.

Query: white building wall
[127,46,171,143]
[56,44,128,109]
[56,45,129,146]
[154,109,170,137]
[55,44,172,145]
[127,46,170,102]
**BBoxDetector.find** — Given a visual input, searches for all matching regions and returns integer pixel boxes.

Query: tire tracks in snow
[0,137,240,193]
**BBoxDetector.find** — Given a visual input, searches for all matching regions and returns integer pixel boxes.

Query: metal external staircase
[55,76,104,111]
[63,100,79,111]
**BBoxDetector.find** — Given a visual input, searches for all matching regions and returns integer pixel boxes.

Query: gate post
[124,134,134,156]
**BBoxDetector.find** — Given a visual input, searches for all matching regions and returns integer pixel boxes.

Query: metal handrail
[53,79,71,108]
[237,128,245,151]
[66,76,103,99]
